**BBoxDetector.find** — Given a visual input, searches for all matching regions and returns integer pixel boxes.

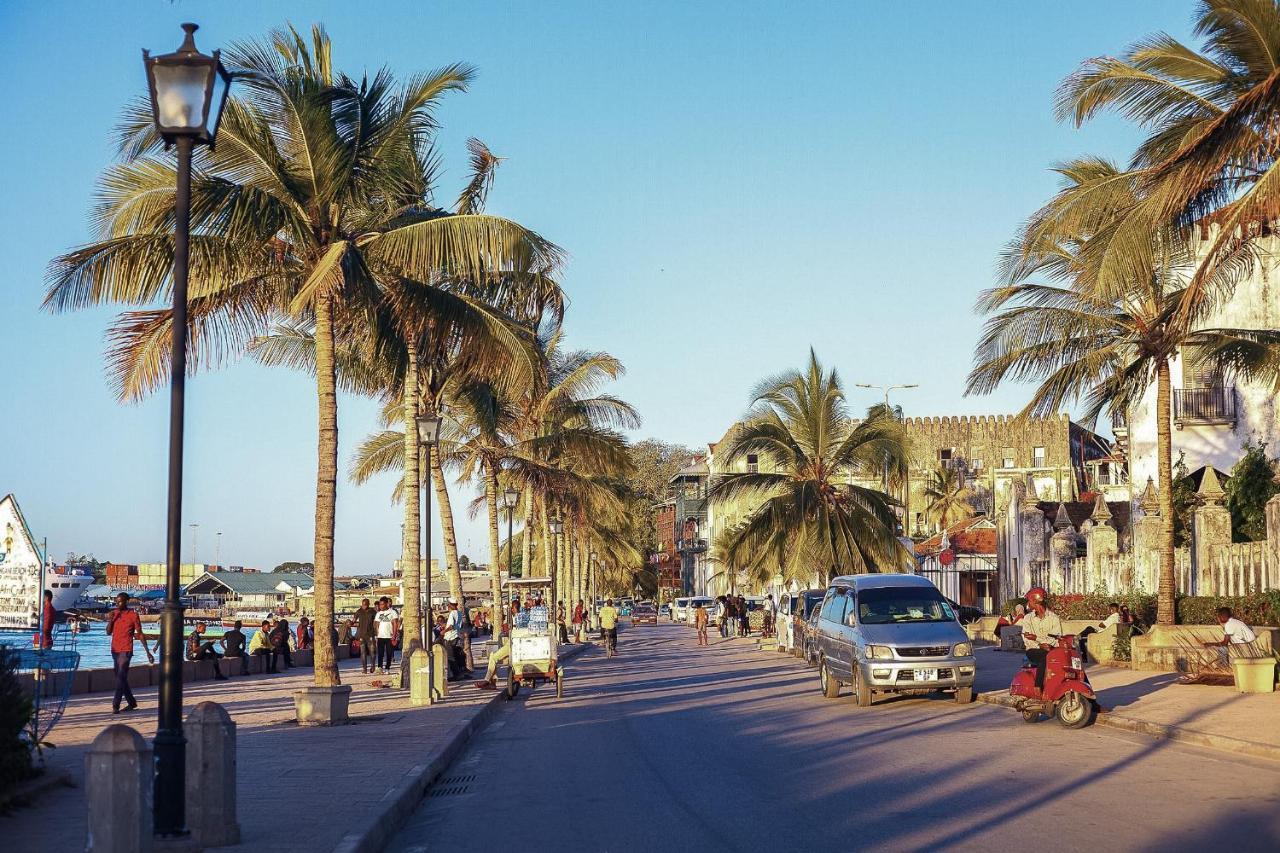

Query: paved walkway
[4,650,505,853]
[389,623,1280,853]
[972,645,1280,755]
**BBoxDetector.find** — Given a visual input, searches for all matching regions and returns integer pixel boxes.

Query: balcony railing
[1173,386,1236,424]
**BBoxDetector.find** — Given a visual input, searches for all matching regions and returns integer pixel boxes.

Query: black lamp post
[142,22,231,838]
[548,517,563,622]
[503,488,519,580]
[416,413,442,700]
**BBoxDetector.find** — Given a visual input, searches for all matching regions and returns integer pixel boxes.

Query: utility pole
[189,523,199,565]
[855,383,919,535]
[215,531,222,569]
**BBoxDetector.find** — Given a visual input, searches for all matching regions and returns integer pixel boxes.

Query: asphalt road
[388,623,1280,853]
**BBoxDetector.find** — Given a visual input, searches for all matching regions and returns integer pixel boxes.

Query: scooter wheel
[1055,693,1096,729]
[1021,709,1040,723]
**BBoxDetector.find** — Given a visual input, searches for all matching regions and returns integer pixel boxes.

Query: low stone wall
[1131,625,1278,672]
[18,644,353,698]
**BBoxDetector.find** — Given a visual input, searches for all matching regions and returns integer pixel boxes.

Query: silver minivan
[815,574,976,706]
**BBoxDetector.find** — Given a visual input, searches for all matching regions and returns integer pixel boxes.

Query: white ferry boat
[45,566,95,611]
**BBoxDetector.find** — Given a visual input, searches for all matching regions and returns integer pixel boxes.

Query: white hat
[448,597,459,605]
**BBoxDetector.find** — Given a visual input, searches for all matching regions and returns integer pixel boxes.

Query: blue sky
[0,1,1195,572]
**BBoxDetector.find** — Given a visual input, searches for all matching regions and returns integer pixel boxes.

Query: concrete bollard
[85,725,153,853]
[431,643,449,698]
[185,701,240,847]
[409,647,432,706]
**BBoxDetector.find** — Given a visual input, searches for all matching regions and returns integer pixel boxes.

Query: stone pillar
[1049,504,1077,593]
[1191,467,1232,596]
[1085,494,1118,590]
[85,725,153,853]
[409,647,433,706]
[185,701,239,847]
[1132,478,1162,593]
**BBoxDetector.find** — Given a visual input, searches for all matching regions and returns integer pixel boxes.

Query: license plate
[1071,657,1083,670]
[916,668,938,681]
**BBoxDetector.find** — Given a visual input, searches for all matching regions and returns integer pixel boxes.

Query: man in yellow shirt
[599,598,620,655]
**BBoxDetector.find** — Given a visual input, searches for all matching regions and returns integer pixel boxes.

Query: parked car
[688,596,716,624]
[631,603,658,625]
[777,589,826,653]
[802,603,823,667]
[671,597,691,622]
[658,603,670,618]
[813,574,976,706]
[945,596,985,626]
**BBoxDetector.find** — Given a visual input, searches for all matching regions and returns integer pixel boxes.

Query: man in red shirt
[105,592,153,713]
[40,589,56,649]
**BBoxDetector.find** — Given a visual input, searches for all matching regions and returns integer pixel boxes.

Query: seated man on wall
[186,623,228,681]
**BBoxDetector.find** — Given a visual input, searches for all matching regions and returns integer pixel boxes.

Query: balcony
[676,538,708,554]
[1173,386,1236,426]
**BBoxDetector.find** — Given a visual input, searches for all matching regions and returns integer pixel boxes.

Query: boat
[45,566,95,612]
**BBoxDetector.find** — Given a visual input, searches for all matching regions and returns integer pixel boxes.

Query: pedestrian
[718,596,730,638]
[104,592,153,713]
[296,616,313,651]
[1202,606,1259,667]
[220,619,250,676]
[763,594,776,638]
[443,598,468,680]
[374,598,400,674]
[556,599,569,645]
[353,598,377,673]
[572,599,586,642]
[738,595,750,637]
[271,618,294,669]
[40,589,56,650]
[249,619,276,672]
[694,602,709,646]
[186,623,228,680]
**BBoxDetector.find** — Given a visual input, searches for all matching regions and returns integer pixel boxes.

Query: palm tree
[45,26,560,688]
[710,351,912,584]
[921,465,977,532]
[967,158,1278,624]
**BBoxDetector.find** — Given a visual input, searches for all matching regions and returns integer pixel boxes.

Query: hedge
[999,590,1280,626]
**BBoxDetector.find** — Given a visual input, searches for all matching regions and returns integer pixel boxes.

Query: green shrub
[1175,593,1276,626]
[1004,591,1279,625]
[0,647,36,795]
[1111,629,1133,662]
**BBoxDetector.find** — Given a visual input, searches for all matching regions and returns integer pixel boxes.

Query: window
[972,457,984,470]
[820,588,849,623]
[938,448,953,462]
[1032,446,1046,467]
[857,586,953,624]
[1001,449,1016,468]
[746,453,759,474]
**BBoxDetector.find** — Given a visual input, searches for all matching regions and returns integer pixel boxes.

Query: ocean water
[1,624,229,671]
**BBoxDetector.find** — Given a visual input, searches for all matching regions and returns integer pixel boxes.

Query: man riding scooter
[1020,587,1062,692]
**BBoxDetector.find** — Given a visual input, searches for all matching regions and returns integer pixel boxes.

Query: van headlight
[865,644,893,660]
[953,642,973,657]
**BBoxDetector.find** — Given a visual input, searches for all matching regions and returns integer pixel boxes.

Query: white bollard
[185,701,240,847]
[85,725,153,853]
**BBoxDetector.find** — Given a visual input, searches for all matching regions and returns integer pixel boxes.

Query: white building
[1116,235,1280,489]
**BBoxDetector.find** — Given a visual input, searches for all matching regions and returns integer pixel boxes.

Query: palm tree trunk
[312,293,339,687]
[400,346,421,647]
[541,507,553,582]
[1156,359,1176,626]
[485,463,502,639]
[431,451,464,603]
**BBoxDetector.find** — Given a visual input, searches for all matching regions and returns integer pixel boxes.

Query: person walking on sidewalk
[599,598,620,655]
[738,595,750,637]
[220,620,249,675]
[353,598,377,673]
[105,592,153,713]
[40,589,56,649]
[694,601,709,646]
[186,623,228,680]
[374,598,400,674]
[249,619,276,672]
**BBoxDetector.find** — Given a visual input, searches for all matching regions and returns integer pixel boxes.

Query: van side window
[821,588,848,623]
[819,590,838,621]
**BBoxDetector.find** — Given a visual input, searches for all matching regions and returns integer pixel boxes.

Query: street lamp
[416,413,442,700]
[143,22,232,839]
[856,382,919,533]
[503,488,519,580]
[548,517,563,626]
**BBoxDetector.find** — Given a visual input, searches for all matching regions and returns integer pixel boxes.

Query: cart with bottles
[503,577,564,699]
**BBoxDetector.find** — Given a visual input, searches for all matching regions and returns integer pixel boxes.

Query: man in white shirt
[374,597,400,675]
[1020,587,1063,692]
[443,598,467,680]
[1078,602,1121,659]
[1203,607,1259,666]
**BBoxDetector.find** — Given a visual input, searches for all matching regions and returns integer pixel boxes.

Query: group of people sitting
[184,616,305,678]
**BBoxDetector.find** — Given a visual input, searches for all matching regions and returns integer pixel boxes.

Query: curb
[332,641,592,853]
[975,690,1280,763]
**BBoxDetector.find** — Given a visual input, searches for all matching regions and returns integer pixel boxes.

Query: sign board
[939,548,956,567]
[0,495,42,630]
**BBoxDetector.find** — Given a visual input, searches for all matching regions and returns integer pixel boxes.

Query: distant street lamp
[416,413,442,701]
[143,22,232,839]
[548,517,563,621]
[503,488,519,581]
[856,382,919,533]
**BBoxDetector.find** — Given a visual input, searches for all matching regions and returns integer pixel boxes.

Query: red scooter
[1009,633,1097,728]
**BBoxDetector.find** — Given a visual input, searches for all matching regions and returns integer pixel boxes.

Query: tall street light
[548,517,563,630]
[143,22,232,838]
[503,488,519,580]
[416,413,442,701]
[856,382,919,535]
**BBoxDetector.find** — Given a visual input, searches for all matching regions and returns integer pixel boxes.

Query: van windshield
[856,587,954,624]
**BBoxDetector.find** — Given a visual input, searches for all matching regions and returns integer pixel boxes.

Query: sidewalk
[4,642,589,852]
[972,645,1280,760]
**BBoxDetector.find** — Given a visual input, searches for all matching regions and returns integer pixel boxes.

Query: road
[388,623,1280,853]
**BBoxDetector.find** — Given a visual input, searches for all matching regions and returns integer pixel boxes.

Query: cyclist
[599,598,620,656]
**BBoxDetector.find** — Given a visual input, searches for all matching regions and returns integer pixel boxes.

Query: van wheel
[819,659,840,698]
[853,668,873,707]
[955,687,974,704]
